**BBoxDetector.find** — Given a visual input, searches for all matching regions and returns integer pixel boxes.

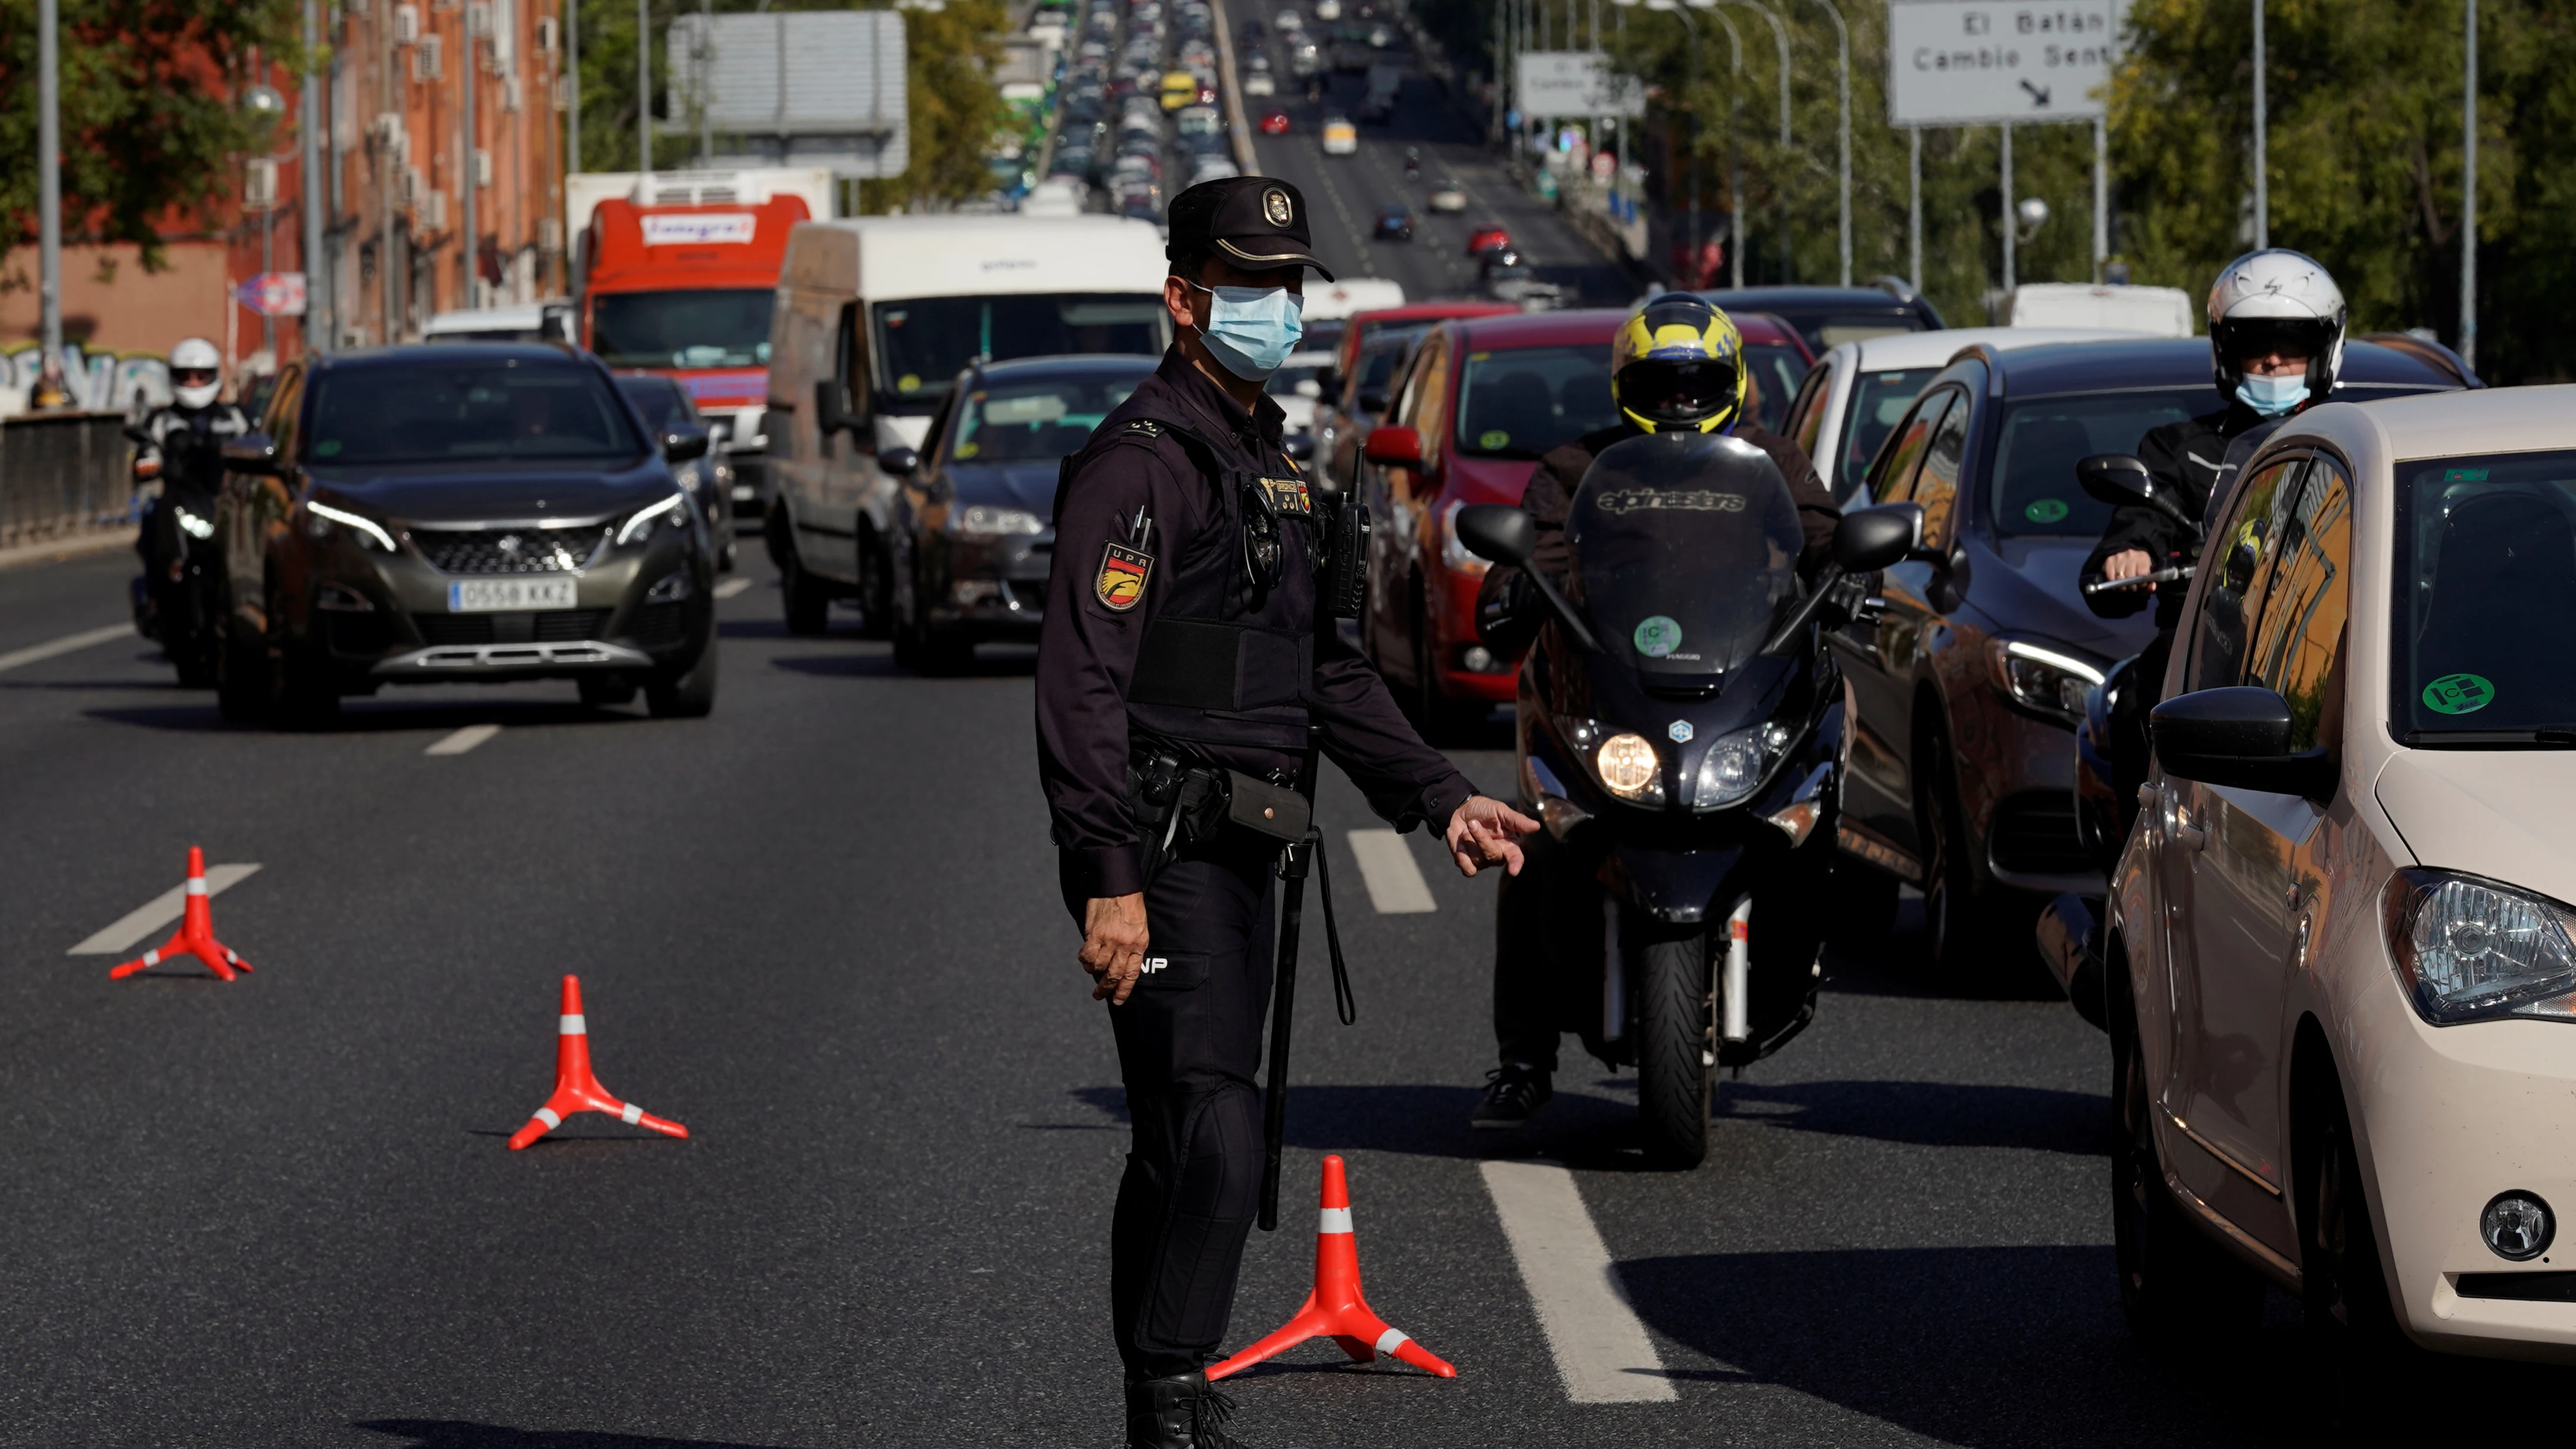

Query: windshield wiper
[2401,726,2576,748]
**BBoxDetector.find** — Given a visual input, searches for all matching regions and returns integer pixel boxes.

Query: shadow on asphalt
[83,698,641,734]
[357,1422,796,1449]
[1720,1078,2109,1157]
[769,647,1037,680]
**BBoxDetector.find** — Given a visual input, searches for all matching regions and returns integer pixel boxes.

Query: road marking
[713,576,753,599]
[1479,1160,1677,1404]
[0,623,135,676]
[1346,828,1436,913]
[425,723,502,755]
[69,864,263,955]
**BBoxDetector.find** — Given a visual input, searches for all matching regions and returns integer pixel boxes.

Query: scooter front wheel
[1635,932,1713,1169]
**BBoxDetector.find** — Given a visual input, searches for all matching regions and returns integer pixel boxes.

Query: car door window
[1404,334,1450,464]
[1911,391,1972,550]
[1867,388,1954,507]
[836,302,871,426]
[266,365,305,460]
[1785,359,1833,459]
[2184,454,2309,697]
[2243,455,2352,753]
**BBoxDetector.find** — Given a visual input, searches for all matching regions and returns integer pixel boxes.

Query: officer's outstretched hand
[1081,893,1152,1005]
[1446,796,1541,877]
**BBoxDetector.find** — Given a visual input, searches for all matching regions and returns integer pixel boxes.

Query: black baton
[1257,732,1325,1232]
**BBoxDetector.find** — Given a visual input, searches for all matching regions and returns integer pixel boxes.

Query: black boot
[1471,1063,1553,1128]
[1123,1371,1248,1449]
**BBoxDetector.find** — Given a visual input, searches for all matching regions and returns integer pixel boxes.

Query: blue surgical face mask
[1194,284,1305,381]
[2236,371,2310,417]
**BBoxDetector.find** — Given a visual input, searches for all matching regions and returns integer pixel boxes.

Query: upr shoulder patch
[1258,477,1313,516]
[1096,542,1154,611]
[1124,419,1166,438]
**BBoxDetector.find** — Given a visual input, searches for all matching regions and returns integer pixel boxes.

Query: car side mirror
[877,446,919,476]
[1363,425,1423,467]
[222,433,282,476]
[661,423,712,463]
[1356,387,1389,417]
[2151,686,2336,798]
[1833,503,1920,572]
[2076,453,2155,510]
[813,378,855,436]
[1282,433,1315,462]
[1453,502,1533,565]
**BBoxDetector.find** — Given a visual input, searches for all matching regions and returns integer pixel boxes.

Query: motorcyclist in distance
[1466,293,1840,1128]
[131,337,252,667]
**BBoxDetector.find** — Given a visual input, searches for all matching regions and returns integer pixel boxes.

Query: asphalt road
[1240,21,1632,310]
[2,539,2568,1448]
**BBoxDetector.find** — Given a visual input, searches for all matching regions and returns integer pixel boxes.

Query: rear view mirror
[222,433,282,476]
[1356,388,1389,417]
[1362,425,1423,467]
[1833,503,1920,572]
[877,446,919,476]
[2151,686,2336,798]
[813,379,857,436]
[1453,503,1533,565]
[661,423,712,463]
[1282,434,1315,462]
[2076,453,2155,511]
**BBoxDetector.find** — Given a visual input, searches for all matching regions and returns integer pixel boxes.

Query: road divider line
[0,623,135,676]
[1346,828,1436,913]
[713,576,753,599]
[425,723,502,756]
[70,864,263,955]
[1479,1160,1678,1404]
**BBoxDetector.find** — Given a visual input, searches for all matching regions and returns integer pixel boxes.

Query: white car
[1426,182,1467,213]
[2095,386,2576,1395]
[1777,326,2150,506]
[1244,70,1275,96]
[1313,0,1340,18]
[1320,117,1357,155]
[1262,348,1335,440]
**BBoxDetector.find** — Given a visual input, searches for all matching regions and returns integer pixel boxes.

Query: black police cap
[1165,177,1336,282]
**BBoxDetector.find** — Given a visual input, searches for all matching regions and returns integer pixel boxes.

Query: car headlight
[305,500,399,552]
[1692,721,1794,811]
[2384,870,2576,1025]
[1439,499,1487,576]
[616,491,687,545]
[956,504,1046,536]
[1987,637,2104,723]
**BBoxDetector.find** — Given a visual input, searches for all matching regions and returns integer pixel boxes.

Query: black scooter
[126,422,226,689]
[1458,432,1917,1166]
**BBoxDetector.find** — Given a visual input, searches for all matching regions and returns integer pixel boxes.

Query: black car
[1695,284,1945,355]
[210,344,720,727]
[1372,204,1414,241]
[881,354,1158,673]
[1826,337,2466,978]
[614,373,736,569]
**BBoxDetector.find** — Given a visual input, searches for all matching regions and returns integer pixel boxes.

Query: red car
[1353,308,1815,735]
[1315,301,1518,497]
[1259,109,1292,135]
[1464,225,1511,258]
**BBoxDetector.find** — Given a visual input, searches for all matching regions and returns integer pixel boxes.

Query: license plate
[447,577,578,612]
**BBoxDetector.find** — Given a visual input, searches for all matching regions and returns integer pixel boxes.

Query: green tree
[0,0,305,270]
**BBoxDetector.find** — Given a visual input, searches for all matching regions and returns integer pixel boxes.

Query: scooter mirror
[2076,453,2155,510]
[1833,503,1920,572]
[1453,502,1534,565]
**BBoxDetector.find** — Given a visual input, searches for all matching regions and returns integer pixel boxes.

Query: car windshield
[588,288,774,370]
[1743,342,1805,434]
[872,294,1166,414]
[948,368,1152,463]
[1988,388,2210,539]
[2393,450,2576,736]
[615,378,693,431]
[306,359,644,466]
[1452,344,1621,460]
[1837,368,1936,496]
[1567,432,1802,679]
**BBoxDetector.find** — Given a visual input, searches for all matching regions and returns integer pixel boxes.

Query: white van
[2000,283,2195,337]
[763,214,1170,632]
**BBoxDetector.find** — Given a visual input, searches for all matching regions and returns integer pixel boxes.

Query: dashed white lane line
[1346,828,1437,913]
[1479,1160,1678,1404]
[425,723,502,756]
[713,576,753,599]
[69,864,263,955]
[0,623,135,675]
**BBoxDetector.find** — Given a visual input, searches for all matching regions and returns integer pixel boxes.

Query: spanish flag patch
[1095,542,1153,612]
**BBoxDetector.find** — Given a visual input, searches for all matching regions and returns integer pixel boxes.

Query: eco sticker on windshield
[2024,497,2069,524]
[898,373,922,394]
[315,439,342,457]
[2443,468,2490,483]
[1479,430,1510,450]
[2423,673,2495,715]
[1633,615,1682,658]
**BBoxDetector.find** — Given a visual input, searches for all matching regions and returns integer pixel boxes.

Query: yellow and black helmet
[1609,294,1748,434]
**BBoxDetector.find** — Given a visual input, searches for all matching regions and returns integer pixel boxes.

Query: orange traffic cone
[1207,1154,1456,1381]
[506,976,689,1150]
[110,847,254,982]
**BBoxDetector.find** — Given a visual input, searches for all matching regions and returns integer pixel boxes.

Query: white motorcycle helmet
[169,337,222,410]
[2207,248,2346,404]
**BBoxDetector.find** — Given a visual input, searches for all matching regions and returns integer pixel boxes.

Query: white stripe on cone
[620,1103,643,1124]
[1318,1207,1353,1235]
[1375,1329,1410,1356]
[185,877,208,896]
[559,1014,586,1035]
[533,1107,562,1128]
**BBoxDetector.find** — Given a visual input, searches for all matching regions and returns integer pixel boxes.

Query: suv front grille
[415,608,612,647]
[1988,792,2091,877]
[414,526,609,575]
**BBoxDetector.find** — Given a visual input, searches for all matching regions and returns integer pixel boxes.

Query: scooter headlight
[1594,733,1663,804]
[1692,721,1794,811]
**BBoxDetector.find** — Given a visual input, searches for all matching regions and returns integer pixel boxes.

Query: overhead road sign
[1515,52,1645,120]
[234,272,307,317]
[667,11,909,179]
[1887,1,2120,127]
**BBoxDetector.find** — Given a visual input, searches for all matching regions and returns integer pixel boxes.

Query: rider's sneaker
[1125,1370,1250,1449]
[1471,1063,1553,1129]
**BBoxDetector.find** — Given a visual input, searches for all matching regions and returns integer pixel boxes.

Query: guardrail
[1,411,134,548]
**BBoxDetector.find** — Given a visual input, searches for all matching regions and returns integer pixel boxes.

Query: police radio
[1312,471,1369,621]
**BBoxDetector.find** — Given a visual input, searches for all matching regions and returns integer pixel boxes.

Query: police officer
[1035,177,1539,1449]
[131,337,252,678]
[1464,293,1840,1128]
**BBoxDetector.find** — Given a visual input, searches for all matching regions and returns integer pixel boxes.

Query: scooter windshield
[1565,432,1802,680]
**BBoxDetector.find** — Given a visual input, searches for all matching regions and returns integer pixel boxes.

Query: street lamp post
[1689,2,1745,290]
[1908,126,1921,294]
[1718,1,1788,283]
[2000,122,2014,296]
[2251,0,2267,248]
[2461,0,2477,369]
[304,0,329,352]
[569,0,583,171]
[462,5,479,310]
[1802,0,1848,287]
[638,0,653,178]
[37,0,62,375]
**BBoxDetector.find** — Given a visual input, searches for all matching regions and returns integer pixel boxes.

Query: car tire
[853,526,896,641]
[1914,722,1989,984]
[1825,857,1900,943]
[1634,930,1714,1170]
[2111,960,2264,1347]
[578,674,639,708]
[2302,1067,2426,1427]
[271,645,340,732]
[1410,616,1482,744]
[645,641,719,718]
[215,624,269,725]
[777,526,831,637]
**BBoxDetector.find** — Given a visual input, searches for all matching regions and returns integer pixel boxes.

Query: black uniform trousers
[1490,826,1601,1072]
[1063,830,1280,1381]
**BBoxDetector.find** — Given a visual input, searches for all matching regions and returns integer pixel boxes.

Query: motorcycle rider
[1467,293,1841,1127]
[131,338,253,670]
